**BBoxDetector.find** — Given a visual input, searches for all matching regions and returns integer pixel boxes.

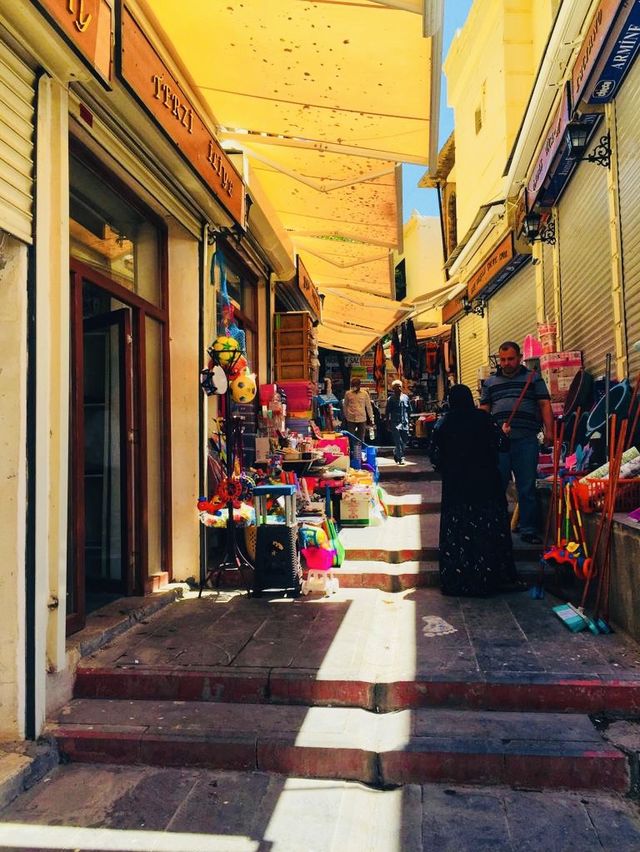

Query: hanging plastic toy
[214,251,247,353]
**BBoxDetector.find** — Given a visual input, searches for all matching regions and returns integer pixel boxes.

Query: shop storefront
[487,261,537,357]
[557,162,614,375]
[456,311,486,397]
[615,56,640,373]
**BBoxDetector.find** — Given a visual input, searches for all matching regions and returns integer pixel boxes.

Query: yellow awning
[140,0,441,347]
[318,289,414,354]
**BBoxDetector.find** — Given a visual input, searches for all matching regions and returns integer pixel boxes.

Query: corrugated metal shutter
[0,41,34,244]
[558,162,613,376]
[487,261,536,357]
[616,60,640,376]
[542,240,556,326]
[457,311,486,398]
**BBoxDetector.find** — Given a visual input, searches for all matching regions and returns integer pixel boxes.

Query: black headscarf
[448,384,475,413]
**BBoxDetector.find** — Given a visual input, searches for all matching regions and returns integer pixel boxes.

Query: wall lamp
[565,121,611,168]
[523,210,556,246]
[462,294,487,318]
[207,222,244,245]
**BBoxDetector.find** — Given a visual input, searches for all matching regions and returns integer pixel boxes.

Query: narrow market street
[2,458,640,850]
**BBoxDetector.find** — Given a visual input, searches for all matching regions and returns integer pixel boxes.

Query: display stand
[199,352,253,596]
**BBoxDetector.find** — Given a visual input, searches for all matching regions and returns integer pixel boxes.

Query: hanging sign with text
[584,0,640,103]
[527,83,570,208]
[467,233,514,300]
[32,0,113,85]
[119,6,244,226]
[296,256,322,320]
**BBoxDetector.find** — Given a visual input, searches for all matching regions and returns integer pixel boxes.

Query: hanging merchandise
[390,328,401,372]
[425,340,440,374]
[401,319,420,380]
[373,341,386,396]
[230,371,257,403]
[215,250,247,351]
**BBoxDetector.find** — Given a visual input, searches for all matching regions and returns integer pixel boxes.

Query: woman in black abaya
[431,384,519,596]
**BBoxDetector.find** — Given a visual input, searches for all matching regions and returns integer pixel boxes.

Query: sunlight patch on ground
[0,823,258,851]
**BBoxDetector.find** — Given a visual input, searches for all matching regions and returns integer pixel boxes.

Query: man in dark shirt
[480,341,553,544]
[386,379,411,464]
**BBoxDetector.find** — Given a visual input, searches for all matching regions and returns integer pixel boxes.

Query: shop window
[69,154,162,306]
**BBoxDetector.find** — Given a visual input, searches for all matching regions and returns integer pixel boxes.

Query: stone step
[339,514,541,564]
[73,664,640,716]
[333,560,542,591]
[50,700,629,791]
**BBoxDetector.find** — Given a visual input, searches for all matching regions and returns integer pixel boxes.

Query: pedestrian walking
[480,341,553,545]
[431,384,519,596]
[386,379,411,465]
[342,377,374,445]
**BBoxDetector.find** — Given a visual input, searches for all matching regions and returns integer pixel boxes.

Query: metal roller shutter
[487,261,536,357]
[558,162,613,376]
[616,60,640,376]
[457,311,486,398]
[0,40,34,244]
[542,240,556,326]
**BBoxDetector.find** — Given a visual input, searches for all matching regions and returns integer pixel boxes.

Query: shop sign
[32,0,113,85]
[296,256,322,320]
[513,188,527,238]
[483,253,531,299]
[119,6,244,226]
[527,84,570,208]
[572,0,630,105]
[442,294,465,324]
[585,0,640,103]
[467,233,514,300]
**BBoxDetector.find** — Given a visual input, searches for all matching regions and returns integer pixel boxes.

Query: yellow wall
[0,234,28,737]
[168,221,201,581]
[445,0,556,237]
[403,212,445,304]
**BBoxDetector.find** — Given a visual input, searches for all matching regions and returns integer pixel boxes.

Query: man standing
[386,379,411,465]
[479,341,553,544]
[342,377,374,444]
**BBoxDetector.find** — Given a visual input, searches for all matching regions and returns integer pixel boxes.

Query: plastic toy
[231,371,257,403]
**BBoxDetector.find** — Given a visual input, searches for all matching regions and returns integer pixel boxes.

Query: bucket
[537,322,557,355]
[301,547,336,571]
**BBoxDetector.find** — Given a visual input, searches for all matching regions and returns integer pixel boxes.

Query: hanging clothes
[390,328,401,373]
[373,341,386,396]
[401,319,420,380]
[425,340,440,375]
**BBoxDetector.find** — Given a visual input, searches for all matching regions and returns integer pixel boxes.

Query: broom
[593,418,627,633]
[534,419,564,599]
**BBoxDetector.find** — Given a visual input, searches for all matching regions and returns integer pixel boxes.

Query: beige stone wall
[444,0,554,238]
[0,233,28,737]
[168,220,201,581]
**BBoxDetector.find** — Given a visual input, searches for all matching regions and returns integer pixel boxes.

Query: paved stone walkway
[1,764,640,851]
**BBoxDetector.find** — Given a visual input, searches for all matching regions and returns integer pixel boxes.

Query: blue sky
[402,0,473,222]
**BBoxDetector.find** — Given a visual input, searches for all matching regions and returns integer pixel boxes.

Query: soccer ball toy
[230,371,257,403]
[211,335,240,368]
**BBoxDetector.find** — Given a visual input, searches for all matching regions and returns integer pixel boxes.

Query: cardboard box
[539,351,582,370]
[541,365,582,402]
[340,492,371,524]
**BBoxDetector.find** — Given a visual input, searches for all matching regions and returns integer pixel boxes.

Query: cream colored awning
[140,0,442,348]
[318,289,415,354]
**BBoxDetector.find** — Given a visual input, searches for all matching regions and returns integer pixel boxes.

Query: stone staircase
[45,457,640,794]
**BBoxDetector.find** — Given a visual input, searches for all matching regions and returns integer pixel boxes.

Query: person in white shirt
[342,377,374,444]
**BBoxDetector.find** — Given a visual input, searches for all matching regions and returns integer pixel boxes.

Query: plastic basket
[573,478,640,514]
